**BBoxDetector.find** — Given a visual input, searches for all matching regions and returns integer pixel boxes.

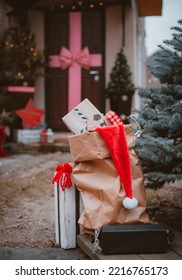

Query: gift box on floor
[99,224,172,254]
[13,129,41,143]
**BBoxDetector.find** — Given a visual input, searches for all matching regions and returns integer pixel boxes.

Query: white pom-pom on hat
[123,197,138,210]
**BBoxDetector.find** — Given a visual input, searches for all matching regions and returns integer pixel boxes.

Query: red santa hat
[95,123,138,209]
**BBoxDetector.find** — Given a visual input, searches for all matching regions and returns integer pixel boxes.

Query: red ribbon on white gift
[52,163,72,191]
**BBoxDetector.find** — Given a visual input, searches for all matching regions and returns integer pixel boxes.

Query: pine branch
[144,172,182,188]
[135,20,182,187]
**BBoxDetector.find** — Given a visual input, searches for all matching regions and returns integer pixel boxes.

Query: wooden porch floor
[77,230,182,260]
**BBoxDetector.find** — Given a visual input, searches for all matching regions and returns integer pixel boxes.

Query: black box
[99,224,169,254]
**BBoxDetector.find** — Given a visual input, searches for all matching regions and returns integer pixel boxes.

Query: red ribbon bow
[52,163,72,191]
[59,46,91,70]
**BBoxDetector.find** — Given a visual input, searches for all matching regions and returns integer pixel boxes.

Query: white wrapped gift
[62,98,108,134]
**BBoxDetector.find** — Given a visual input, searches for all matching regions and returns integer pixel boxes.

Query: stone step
[3,131,73,155]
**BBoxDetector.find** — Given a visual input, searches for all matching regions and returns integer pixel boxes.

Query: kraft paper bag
[68,124,150,230]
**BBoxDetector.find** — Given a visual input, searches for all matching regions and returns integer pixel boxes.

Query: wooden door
[82,11,105,113]
[45,10,105,131]
[45,12,69,131]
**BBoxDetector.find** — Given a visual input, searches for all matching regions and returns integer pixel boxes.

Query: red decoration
[40,129,47,144]
[16,99,45,128]
[0,126,7,157]
[105,110,124,125]
[95,123,138,209]
[52,163,73,191]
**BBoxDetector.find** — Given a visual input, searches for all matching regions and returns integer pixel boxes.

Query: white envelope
[62,98,108,134]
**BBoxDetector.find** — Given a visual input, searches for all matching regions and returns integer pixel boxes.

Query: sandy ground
[0,152,72,248]
[0,151,182,248]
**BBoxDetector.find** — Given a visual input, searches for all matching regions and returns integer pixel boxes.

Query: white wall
[131,0,147,110]
[105,5,123,112]
[124,3,136,85]
[105,1,147,112]
[105,6,123,86]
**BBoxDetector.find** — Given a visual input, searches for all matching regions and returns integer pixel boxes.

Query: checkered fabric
[105,110,124,125]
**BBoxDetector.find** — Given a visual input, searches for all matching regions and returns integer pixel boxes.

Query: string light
[59,0,64,9]
[48,1,106,11]
[150,100,182,120]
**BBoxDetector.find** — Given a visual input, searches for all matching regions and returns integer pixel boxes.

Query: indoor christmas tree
[134,20,182,188]
[106,48,135,121]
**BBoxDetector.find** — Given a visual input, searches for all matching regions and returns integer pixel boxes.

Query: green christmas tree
[0,13,48,130]
[106,48,135,121]
[0,17,47,86]
[135,20,182,188]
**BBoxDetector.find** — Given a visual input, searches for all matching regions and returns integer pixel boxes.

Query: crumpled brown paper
[68,124,150,230]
